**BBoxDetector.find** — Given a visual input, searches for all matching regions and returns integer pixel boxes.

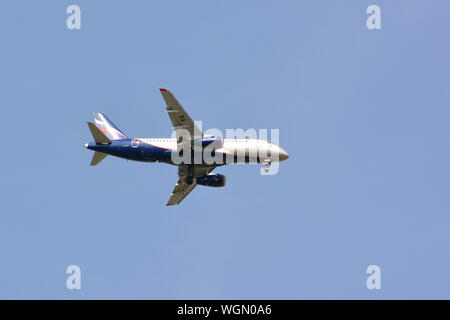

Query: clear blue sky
[0,0,449,299]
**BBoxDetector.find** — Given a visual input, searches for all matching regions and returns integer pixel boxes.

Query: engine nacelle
[196,174,226,187]
[195,136,223,149]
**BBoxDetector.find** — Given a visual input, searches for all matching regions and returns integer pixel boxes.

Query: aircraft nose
[84,143,88,149]
[280,147,289,161]
[279,147,289,161]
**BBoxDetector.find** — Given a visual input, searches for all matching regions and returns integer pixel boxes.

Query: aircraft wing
[159,88,202,151]
[166,165,215,206]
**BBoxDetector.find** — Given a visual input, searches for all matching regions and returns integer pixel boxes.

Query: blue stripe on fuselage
[87,139,173,163]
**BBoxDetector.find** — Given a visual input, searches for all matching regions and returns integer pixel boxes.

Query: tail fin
[87,122,112,144]
[90,151,108,166]
[93,113,127,140]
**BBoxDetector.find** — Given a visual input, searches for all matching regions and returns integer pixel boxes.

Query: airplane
[84,88,289,206]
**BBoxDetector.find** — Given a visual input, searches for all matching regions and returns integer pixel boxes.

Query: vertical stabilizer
[93,113,127,140]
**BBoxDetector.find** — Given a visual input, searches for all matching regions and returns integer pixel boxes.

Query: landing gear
[186,175,194,185]
[264,159,271,173]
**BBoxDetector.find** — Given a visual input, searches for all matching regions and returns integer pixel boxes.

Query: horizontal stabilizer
[87,122,112,144]
[90,151,108,166]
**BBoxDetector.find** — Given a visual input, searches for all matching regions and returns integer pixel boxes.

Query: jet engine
[196,174,226,187]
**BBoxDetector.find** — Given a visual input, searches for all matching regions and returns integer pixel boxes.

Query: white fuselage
[136,138,289,163]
